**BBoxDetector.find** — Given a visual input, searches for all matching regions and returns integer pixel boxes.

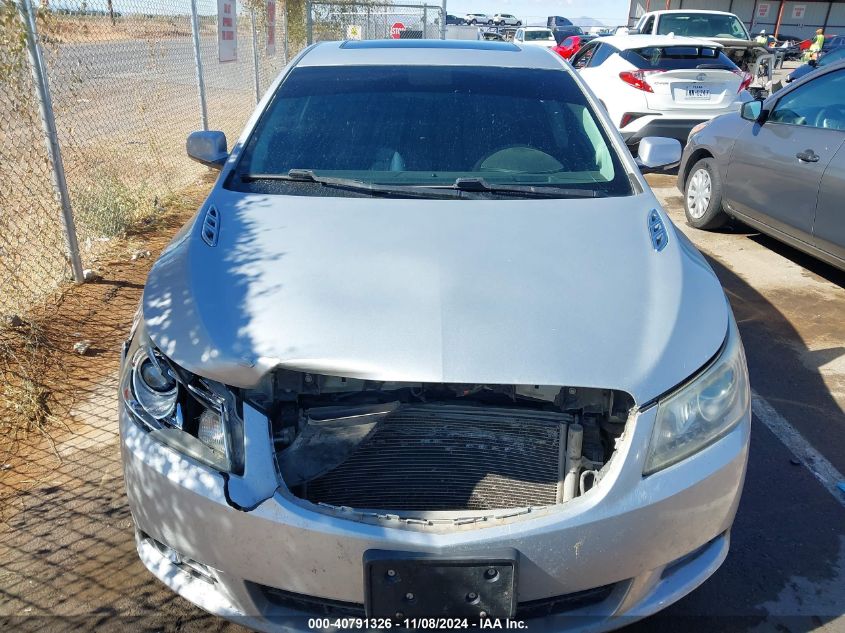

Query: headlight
[121,324,244,474]
[644,319,749,474]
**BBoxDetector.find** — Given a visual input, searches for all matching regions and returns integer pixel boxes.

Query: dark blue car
[787,45,845,83]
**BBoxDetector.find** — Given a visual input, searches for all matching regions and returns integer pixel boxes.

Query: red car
[553,34,595,60]
[799,33,838,50]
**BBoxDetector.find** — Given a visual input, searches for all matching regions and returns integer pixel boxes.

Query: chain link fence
[0,0,304,320]
[307,0,443,43]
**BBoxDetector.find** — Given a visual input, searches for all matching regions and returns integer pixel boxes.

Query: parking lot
[2,6,845,630]
[0,171,843,632]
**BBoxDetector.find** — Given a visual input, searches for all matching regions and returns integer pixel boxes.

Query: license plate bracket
[364,549,518,620]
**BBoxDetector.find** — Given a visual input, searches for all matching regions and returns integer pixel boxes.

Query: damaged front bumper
[120,395,750,632]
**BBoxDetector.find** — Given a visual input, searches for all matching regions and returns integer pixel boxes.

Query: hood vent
[201,206,220,247]
[648,209,668,252]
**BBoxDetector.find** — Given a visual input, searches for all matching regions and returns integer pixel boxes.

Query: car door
[812,140,845,262]
[723,69,845,243]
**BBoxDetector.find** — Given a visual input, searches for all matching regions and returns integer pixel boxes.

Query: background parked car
[493,13,521,26]
[786,46,845,83]
[572,35,751,149]
[679,61,845,270]
[514,27,557,47]
[464,13,491,25]
[445,14,464,25]
[633,10,765,73]
[553,34,596,60]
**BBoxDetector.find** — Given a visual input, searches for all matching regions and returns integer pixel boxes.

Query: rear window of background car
[622,46,739,70]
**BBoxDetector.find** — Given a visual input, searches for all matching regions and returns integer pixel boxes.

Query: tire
[684,158,728,230]
[488,19,493,24]
[470,19,477,25]
[516,21,522,26]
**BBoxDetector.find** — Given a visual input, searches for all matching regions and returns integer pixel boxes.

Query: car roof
[523,26,553,30]
[644,9,737,16]
[298,40,565,70]
[591,34,725,49]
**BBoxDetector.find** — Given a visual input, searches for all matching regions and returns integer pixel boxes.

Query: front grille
[302,404,568,511]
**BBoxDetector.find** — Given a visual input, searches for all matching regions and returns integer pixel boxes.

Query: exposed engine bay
[245,371,635,519]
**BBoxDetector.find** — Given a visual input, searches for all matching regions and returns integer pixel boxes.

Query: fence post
[306,0,313,44]
[423,5,427,38]
[250,9,261,104]
[283,2,289,63]
[189,0,209,130]
[440,0,447,39]
[17,0,84,283]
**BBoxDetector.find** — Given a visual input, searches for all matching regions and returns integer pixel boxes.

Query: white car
[572,35,751,150]
[514,27,556,47]
[493,13,521,26]
[464,13,492,25]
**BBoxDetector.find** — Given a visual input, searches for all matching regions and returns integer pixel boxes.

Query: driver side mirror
[636,137,682,172]
[740,99,765,122]
[186,130,228,169]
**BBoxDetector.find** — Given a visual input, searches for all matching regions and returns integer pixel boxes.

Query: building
[627,0,845,39]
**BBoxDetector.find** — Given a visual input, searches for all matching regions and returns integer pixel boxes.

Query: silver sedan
[120,40,750,632]
[679,60,845,271]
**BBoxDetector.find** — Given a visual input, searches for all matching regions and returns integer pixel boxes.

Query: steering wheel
[814,104,845,130]
[472,145,564,173]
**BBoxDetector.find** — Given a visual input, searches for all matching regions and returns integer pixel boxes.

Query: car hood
[143,189,729,404]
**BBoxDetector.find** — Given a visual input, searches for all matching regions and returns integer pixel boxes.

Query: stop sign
[390,22,405,39]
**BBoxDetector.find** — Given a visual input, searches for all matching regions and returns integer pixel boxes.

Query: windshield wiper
[241,169,464,199]
[451,178,606,198]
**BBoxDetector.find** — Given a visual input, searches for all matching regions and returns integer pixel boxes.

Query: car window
[588,43,617,67]
[641,16,654,33]
[562,37,574,47]
[231,65,632,197]
[770,69,845,130]
[524,29,555,41]
[621,46,738,70]
[656,13,749,39]
[571,42,597,68]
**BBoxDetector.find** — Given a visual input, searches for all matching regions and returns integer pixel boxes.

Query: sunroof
[339,40,520,51]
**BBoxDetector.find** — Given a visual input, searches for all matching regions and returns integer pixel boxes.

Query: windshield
[231,65,631,197]
[656,13,750,39]
[525,29,555,41]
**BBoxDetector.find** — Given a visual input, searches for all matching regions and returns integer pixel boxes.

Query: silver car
[679,60,845,271]
[120,40,751,632]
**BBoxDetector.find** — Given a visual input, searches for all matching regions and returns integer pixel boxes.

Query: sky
[446,0,631,26]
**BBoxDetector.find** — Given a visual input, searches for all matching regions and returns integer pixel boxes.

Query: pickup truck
[633,10,767,71]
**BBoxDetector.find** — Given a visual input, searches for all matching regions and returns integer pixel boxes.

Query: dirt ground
[0,179,244,632]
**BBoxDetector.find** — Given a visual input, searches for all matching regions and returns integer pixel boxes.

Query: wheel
[470,19,477,24]
[488,19,493,24]
[684,158,728,230]
[516,21,521,26]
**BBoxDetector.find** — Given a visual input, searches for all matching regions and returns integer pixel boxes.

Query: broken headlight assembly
[120,324,245,474]
[644,319,749,475]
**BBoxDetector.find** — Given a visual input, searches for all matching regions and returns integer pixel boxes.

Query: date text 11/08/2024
[306,618,529,629]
